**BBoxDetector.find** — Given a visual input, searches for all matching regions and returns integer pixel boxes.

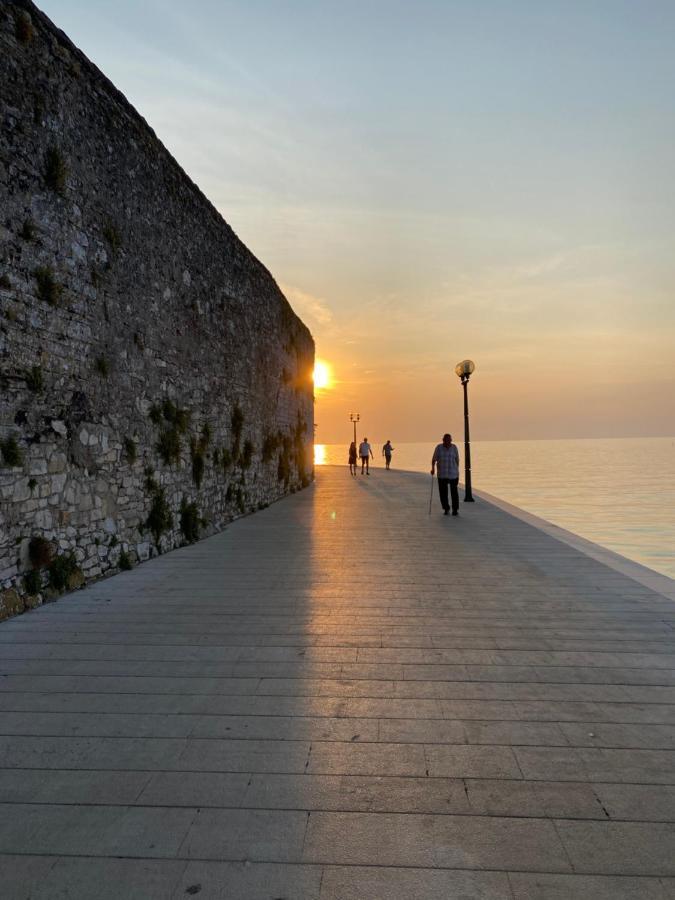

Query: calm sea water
[315,438,675,579]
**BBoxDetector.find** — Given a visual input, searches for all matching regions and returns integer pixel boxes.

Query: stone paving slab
[0,466,674,898]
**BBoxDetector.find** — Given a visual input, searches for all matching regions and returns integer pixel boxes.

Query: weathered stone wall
[0,1,314,618]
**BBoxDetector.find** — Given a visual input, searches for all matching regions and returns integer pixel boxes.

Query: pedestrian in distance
[348,441,358,476]
[431,433,460,516]
[382,440,394,470]
[359,437,374,475]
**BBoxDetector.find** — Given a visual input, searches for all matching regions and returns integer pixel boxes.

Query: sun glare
[313,360,331,390]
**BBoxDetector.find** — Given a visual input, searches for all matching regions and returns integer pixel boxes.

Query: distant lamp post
[349,412,360,446]
[454,360,475,502]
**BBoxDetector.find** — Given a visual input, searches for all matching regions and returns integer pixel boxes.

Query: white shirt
[359,442,371,457]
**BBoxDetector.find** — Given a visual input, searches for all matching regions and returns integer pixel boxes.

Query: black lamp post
[350,412,360,446]
[454,360,475,502]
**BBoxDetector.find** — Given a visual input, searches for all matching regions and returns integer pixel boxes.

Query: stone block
[13,479,31,503]
[51,474,67,494]
[34,510,53,529]
[136,542,150,561]
[48,453,67,474]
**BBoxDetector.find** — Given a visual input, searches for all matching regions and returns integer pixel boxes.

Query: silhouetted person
[382,440,394,470]
[359,438,373,475]
[431,433,460,516]
[348,441,357,476]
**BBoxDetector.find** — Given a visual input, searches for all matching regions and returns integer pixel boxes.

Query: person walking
[348,441,358,476]
[382,440,394,470]
[359,437,373,475]
[431,433,460,516]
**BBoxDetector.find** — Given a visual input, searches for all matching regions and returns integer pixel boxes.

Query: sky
[40,0,675,442]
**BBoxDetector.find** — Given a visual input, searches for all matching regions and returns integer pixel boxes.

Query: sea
[315,437,675,580]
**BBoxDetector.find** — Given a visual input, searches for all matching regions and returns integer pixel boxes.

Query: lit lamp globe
[454,359,475,380]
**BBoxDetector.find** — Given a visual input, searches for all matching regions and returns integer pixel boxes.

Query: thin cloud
[280,284,334,329]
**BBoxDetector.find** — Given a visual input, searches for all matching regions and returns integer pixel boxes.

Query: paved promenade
[1,467,675,899]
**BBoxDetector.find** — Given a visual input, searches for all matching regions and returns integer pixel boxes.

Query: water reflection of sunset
[314,443,327,466]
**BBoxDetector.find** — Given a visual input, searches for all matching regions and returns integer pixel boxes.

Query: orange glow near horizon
[314,443,327,465]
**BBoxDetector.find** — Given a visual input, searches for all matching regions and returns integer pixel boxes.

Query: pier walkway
[1,467,675,898]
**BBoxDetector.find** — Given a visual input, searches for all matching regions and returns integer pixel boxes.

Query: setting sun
[313,360,331,390]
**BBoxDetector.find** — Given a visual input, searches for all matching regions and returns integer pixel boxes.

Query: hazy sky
[41,0,675,441]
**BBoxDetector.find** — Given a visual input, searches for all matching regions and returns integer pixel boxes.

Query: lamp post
[349,412,360,446]
[454,360,475,502]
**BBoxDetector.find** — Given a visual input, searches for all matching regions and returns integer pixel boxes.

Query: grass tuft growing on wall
[25,365,43,393]
[262,433,280,463]
[230,404,244,458]
[48,553,81,592]
[240,439,254,469]
[180,497,202,543]
[20,219,35,241]
[15,12,34,44]
[23,570,42,595]
[157,427,181,466]
[102,221,121,253]
[152,401,190,466]
[28,536,53,569]
[220,447,232,474]
[34,267,62,306]
[94,356,109,378]
[45,146,68,194]
[161,400,190,433]
[123,436,137,464]
[146,485,173,546]
[190,438,205,488]
[1,436,23,467]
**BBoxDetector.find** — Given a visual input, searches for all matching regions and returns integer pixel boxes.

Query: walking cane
[428,472,434,516]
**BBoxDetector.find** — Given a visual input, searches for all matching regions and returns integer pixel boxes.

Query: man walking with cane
[431,433,460,516]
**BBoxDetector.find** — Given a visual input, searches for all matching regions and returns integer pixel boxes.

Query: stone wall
[0,1,314,618]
